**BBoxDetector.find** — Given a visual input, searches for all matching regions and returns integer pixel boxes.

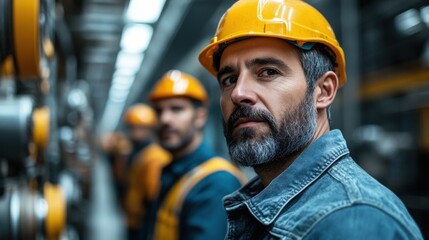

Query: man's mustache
[159,124,179,134]
[226,106,275,133]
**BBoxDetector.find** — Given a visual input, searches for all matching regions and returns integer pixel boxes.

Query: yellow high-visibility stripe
[154,157,245,240]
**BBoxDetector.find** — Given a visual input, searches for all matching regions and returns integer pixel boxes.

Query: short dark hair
[297,43,337,121]
[190,98,204,109]
[297,43,337,94]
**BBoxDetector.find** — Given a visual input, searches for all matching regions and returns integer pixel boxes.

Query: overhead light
[108,87,130,103]
[111,75,135,91]
[120,24,153,53]
[115,51,144,74]
[114,67,139,77]
[395,9,423,35]
[126,0,166,23]
[108,75,135,104]
[99,100,127,134]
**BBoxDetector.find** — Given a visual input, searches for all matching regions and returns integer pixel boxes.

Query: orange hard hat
[199,0,347,87]
[148,70,208,104]
[123,104,157,126]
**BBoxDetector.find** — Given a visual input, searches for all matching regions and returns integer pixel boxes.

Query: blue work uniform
[141,142,244,240]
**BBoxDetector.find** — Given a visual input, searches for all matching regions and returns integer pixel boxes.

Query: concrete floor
[85,156,126,240]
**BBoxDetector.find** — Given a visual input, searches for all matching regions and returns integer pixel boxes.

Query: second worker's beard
[223,93,317,167]
[158,124,195,154]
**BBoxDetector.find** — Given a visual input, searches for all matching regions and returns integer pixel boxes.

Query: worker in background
[99,130,131,202]
[122,104,171,240]
[198,0,423,239]
[141,70,246,240]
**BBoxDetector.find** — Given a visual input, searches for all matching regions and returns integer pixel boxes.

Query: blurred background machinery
[0,0,95,239]
[1,0,429,239]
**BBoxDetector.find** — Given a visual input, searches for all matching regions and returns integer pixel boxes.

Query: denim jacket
[223,130,423,240]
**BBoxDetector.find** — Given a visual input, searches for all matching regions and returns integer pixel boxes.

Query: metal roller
[0,183,66,240]
[0,187,39,240]
[0,189,12,239]
[0,97,34,160]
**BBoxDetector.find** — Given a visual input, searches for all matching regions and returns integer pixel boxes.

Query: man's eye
[259,69,279,77]
[221,76,237,87]
[171,106,183,112]
[154,108,162,115]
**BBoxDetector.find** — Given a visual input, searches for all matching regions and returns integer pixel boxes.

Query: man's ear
[314,71,339,110]
[195,107,208,129]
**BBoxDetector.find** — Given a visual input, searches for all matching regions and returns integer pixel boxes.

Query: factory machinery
[0,0,95,239]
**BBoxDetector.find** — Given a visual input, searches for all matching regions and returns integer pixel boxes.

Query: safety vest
[153,157,246,240]
[125,143,172,228]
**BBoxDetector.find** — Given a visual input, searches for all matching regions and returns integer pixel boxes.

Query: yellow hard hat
[124,104,157,126]
[199,0,347,87]
[148,70,208,104]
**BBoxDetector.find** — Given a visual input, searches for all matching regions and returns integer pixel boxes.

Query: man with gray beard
[198,0,423,239]
[223,91,316,168]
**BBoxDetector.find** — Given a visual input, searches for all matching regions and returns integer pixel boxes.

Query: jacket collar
[224,129,350,225]
[164,141,215,178]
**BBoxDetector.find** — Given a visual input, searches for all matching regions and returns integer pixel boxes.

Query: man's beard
[158,125,195,154]
[223,92,317,167]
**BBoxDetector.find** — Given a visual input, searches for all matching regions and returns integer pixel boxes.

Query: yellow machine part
[44,183,66,239]
[33,107,50,149]
[43,38,55,60]
[13,0,42,78]
[0,56,14,76]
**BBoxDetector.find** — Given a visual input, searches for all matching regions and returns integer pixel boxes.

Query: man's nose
[159,110,173,124]
[230,73,257,106]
